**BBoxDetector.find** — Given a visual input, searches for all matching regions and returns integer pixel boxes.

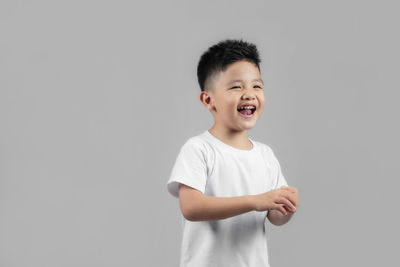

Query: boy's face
[200,60,265,133]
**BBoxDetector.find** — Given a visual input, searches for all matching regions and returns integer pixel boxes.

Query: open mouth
[237,106,256,116]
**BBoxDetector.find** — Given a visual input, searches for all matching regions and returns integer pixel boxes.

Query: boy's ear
[200,91,217,112]
[200,92,211,107]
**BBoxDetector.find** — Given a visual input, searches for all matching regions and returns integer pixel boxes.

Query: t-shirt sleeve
[269,147,289,189]
[167,139,208,198]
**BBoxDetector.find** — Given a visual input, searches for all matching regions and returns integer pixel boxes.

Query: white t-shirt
[167,130,288,267]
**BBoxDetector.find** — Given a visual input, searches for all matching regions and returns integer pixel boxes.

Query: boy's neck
[208,125,253,150]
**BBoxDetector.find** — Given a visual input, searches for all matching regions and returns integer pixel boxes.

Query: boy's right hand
[252,186,298,214]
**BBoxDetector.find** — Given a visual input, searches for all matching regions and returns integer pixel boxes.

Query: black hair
[197,39,261,92]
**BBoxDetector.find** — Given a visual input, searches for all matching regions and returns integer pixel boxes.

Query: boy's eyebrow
[228,79,264,84]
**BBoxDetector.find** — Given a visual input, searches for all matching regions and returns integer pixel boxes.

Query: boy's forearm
[267,209,294,226]
[187,194,256,221]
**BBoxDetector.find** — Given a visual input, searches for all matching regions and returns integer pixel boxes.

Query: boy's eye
[230,85,263,89]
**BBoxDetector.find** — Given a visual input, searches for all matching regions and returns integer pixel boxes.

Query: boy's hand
[280,185,298,205]
[252,186,299,215]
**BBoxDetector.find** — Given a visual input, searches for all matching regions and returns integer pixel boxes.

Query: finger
[280,196,296,212]
[283,205,294,214]
[275,197,293,212]
[279,190,297,206]
[276,204,287,215]
[281,191,297,207]
[287,191,299,207]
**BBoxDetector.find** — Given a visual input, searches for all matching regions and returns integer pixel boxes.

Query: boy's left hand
[279,186,299,212]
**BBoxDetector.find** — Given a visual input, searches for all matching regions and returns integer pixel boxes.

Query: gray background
[1,0,399,266]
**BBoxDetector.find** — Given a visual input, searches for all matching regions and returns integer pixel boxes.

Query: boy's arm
[178,184,256,221]
[267,209,294,226]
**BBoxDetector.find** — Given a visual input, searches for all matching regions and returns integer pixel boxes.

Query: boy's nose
[241,90,256,100]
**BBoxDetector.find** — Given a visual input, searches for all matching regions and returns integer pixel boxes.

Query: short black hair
[197,39,261,92]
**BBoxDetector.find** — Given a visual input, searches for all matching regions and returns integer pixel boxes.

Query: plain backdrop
[1,0,399,266]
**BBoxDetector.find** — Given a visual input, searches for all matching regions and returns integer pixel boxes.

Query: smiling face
[200,60,265,133]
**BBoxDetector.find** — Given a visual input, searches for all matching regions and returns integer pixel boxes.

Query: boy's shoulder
[180,131,214,152]
[252,140,277,161]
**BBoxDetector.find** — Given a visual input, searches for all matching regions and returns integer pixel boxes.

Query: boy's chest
[204,152,276,197]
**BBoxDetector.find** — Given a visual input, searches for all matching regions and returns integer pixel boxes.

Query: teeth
[238,106,255,110]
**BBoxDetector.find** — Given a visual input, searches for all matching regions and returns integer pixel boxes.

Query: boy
[166,39,299,267]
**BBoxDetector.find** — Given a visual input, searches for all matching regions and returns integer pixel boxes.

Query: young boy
[166,39,299,267]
